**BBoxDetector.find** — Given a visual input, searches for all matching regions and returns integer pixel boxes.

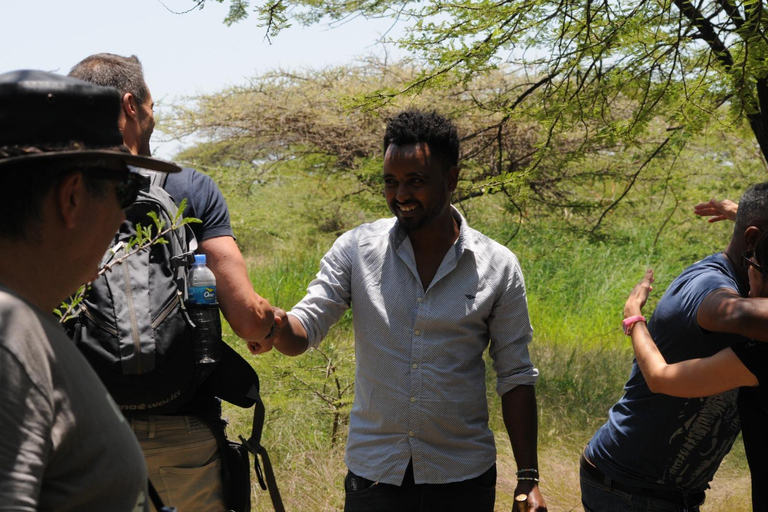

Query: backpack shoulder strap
[240,391,285,512]
[131,174,196,289]
[137,168,170,189]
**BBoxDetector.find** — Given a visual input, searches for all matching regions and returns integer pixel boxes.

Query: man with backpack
[0,69,182,511]
[68,54,276,511]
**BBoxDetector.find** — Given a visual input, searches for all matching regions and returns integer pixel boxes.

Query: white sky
[1,0,404,157]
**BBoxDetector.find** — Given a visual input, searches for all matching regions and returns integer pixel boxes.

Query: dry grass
[228,413,751,512]
[500,442,752,512]
[222,334,752,512]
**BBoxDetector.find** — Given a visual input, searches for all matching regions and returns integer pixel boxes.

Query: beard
[137,136,152,157]
[392,194,449,233]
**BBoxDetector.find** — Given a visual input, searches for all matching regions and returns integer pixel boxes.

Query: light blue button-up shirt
[290,208,538,485]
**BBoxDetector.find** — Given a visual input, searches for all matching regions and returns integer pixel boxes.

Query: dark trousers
[344,460,496,512]
[580,454,703,512]
[738,387,768,512]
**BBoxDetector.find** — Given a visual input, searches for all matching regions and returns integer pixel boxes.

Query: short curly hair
[383,110,459,169]
[735,182,768,237]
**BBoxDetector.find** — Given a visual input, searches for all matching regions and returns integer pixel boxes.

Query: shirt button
[417,297,423,303]
[412,363,418,369]
[414,330,421,336]
[410,396,416,403]
[408,431,415,437]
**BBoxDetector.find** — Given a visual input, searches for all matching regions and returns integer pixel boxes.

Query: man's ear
[745,226,762,251]
[55,172,86,229]
[446,165,459,194]
[122,92,139,121]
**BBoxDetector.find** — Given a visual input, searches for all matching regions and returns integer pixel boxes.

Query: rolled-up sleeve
[289,232,354,349]
[488,254,538,396]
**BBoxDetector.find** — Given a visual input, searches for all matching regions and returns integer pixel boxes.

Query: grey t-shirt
[0,286,148,511]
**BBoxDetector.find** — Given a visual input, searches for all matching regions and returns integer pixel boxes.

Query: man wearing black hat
[0,70,182,511]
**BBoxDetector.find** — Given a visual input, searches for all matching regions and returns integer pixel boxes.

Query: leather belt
[580,453,705,510]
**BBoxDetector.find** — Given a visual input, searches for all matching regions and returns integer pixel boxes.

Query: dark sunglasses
[83,169,145,210]
[742,251,767,277]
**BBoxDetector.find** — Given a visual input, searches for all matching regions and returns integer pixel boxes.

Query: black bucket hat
[0,69,180,173]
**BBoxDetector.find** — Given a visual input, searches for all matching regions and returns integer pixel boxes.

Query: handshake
[247,307,290,355]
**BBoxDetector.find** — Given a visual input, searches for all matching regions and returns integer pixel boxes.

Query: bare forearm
[200,237,274,341]
[631,326,757,396]
[629,322,677,394]
[699,290,768,342]
[502,385,539,470]
[273,313,310,356]
[502,385,546,511]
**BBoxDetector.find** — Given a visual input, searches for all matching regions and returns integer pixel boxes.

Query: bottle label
[188,286,217,304]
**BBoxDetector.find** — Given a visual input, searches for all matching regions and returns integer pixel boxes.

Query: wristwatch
[622,315,646,336]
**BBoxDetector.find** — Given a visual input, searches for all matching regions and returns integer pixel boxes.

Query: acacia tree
[169,58,685,235]
[173,0,768,238]
[204,0,768,153]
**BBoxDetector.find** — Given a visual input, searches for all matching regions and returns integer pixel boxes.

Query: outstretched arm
[693,198,738,223]
[502,385,547,512]
[199,236,275,354]
[624,269,757,397]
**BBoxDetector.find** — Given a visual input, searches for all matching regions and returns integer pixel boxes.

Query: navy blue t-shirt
[586,253,747,493]
[164,167,234,243]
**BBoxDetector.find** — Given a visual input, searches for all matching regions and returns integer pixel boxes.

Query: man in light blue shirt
[270,110,546,512]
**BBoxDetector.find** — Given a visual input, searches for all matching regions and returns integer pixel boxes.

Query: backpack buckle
[170,251,195,270]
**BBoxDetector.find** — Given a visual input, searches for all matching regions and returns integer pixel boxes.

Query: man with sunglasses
[68,53,276,511]
[582,182,768,511]
[0,70,183,510]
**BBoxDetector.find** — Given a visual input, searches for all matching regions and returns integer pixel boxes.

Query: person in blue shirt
[269,109,547,512]
[623,199,768,511]
[582,182,768,512]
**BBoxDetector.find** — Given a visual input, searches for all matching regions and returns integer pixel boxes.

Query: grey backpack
[68,169,201,413]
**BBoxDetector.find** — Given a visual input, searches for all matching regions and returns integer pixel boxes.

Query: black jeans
[344,460,496,512]
[580,454,703,512]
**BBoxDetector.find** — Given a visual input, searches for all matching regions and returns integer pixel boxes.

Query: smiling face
[383,142,457,233]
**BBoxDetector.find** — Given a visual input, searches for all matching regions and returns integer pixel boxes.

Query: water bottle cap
[194,254,206,265]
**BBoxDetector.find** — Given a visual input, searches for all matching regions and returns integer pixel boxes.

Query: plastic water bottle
[187,254,220,365]
[188,254,217,304]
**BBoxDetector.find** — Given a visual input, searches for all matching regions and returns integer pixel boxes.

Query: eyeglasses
[84,170,145,210]
[742,251,767,276]
[112,172,143,210]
